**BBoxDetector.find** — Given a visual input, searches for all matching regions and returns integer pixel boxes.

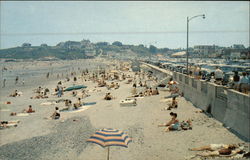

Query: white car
[120,98,137,106]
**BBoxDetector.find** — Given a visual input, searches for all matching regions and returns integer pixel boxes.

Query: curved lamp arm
[188,14,205,22]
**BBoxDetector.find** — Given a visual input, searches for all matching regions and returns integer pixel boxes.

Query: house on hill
[41,44,48,47]
[22,43,31,47]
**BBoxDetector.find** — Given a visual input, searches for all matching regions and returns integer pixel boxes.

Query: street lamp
[186,14,205,75]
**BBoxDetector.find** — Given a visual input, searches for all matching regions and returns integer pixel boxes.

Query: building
[41,44,48,47]
[194,45,218,55]
[222,48,250,59]
[56,41,81,49]
[22,43,31,47]
[233,44,245,49]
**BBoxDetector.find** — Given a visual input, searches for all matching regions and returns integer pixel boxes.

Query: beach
[0,58,249,160]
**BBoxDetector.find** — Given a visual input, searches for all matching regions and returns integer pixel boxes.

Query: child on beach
[9,90,18,97]
[74,98,82,109]
[104,93,113,100]
[51,107,60,119]
[25,105,35,113]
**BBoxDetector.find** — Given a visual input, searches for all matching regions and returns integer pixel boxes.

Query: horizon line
[1,30,249,36]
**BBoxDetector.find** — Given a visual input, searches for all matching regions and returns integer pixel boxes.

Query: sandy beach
[0,58,249,160]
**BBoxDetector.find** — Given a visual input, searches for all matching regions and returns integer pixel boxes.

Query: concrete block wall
[143,63,250,141]
[224,89,250,141]
[173,71,250,142]
[146,64,250,142]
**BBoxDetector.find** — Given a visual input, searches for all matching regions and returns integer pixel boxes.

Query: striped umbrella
[87,128,132,160]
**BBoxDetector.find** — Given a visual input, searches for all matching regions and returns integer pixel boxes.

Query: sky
[0,1,249,49]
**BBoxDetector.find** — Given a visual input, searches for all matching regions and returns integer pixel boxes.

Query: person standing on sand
[46,72,50,79]
[2,79,6,88]
[15,76,19,85]
[214,66,224,85]
[239,72,249,94]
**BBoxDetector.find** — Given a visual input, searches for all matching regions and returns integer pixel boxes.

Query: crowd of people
[187,65,250,94]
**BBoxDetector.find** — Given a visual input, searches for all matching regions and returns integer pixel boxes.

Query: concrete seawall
[142,63,250,142]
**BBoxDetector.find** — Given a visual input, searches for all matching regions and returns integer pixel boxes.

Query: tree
[149,45,157,54]
[96,42,109,47]
[112,41,123,46]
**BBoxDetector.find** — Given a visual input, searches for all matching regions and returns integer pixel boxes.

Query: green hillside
[0,46,86,60]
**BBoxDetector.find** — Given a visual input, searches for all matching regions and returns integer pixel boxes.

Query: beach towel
[60,106,91,113]
[0,109,10,112]
[16,113,30,117]
[82,102,96,106]
[64,85,87,91]
[40,102,57,106]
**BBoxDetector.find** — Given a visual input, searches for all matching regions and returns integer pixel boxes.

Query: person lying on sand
[195,109,204,113]
[130,92,144,98]
[51,107,60,120]
[10,105,35,116]
[195,148,245,157]
[30,94,48,99]
[191,144,246,158]
[0,120,20,129]
[190,144,240,151]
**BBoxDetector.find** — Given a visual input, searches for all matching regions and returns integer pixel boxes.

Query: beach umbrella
[87,128,132,160]
[64,85,87,91]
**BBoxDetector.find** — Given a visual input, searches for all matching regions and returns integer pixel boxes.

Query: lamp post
[186,14,205,75]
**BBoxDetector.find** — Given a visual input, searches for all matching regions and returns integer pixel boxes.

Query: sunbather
[167,97,178,110]
[158,112,179,132]
[24,105,35,113]
[9,90,18,97]
[165,113,180,132]
[73,98,83,109]
[114,83,120,89]
[190,144,239,151]
[152,88,159,95]
[51,107,60,119]
[104,93,113,100]
[195,148,244,157]
[0,120,20,128]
